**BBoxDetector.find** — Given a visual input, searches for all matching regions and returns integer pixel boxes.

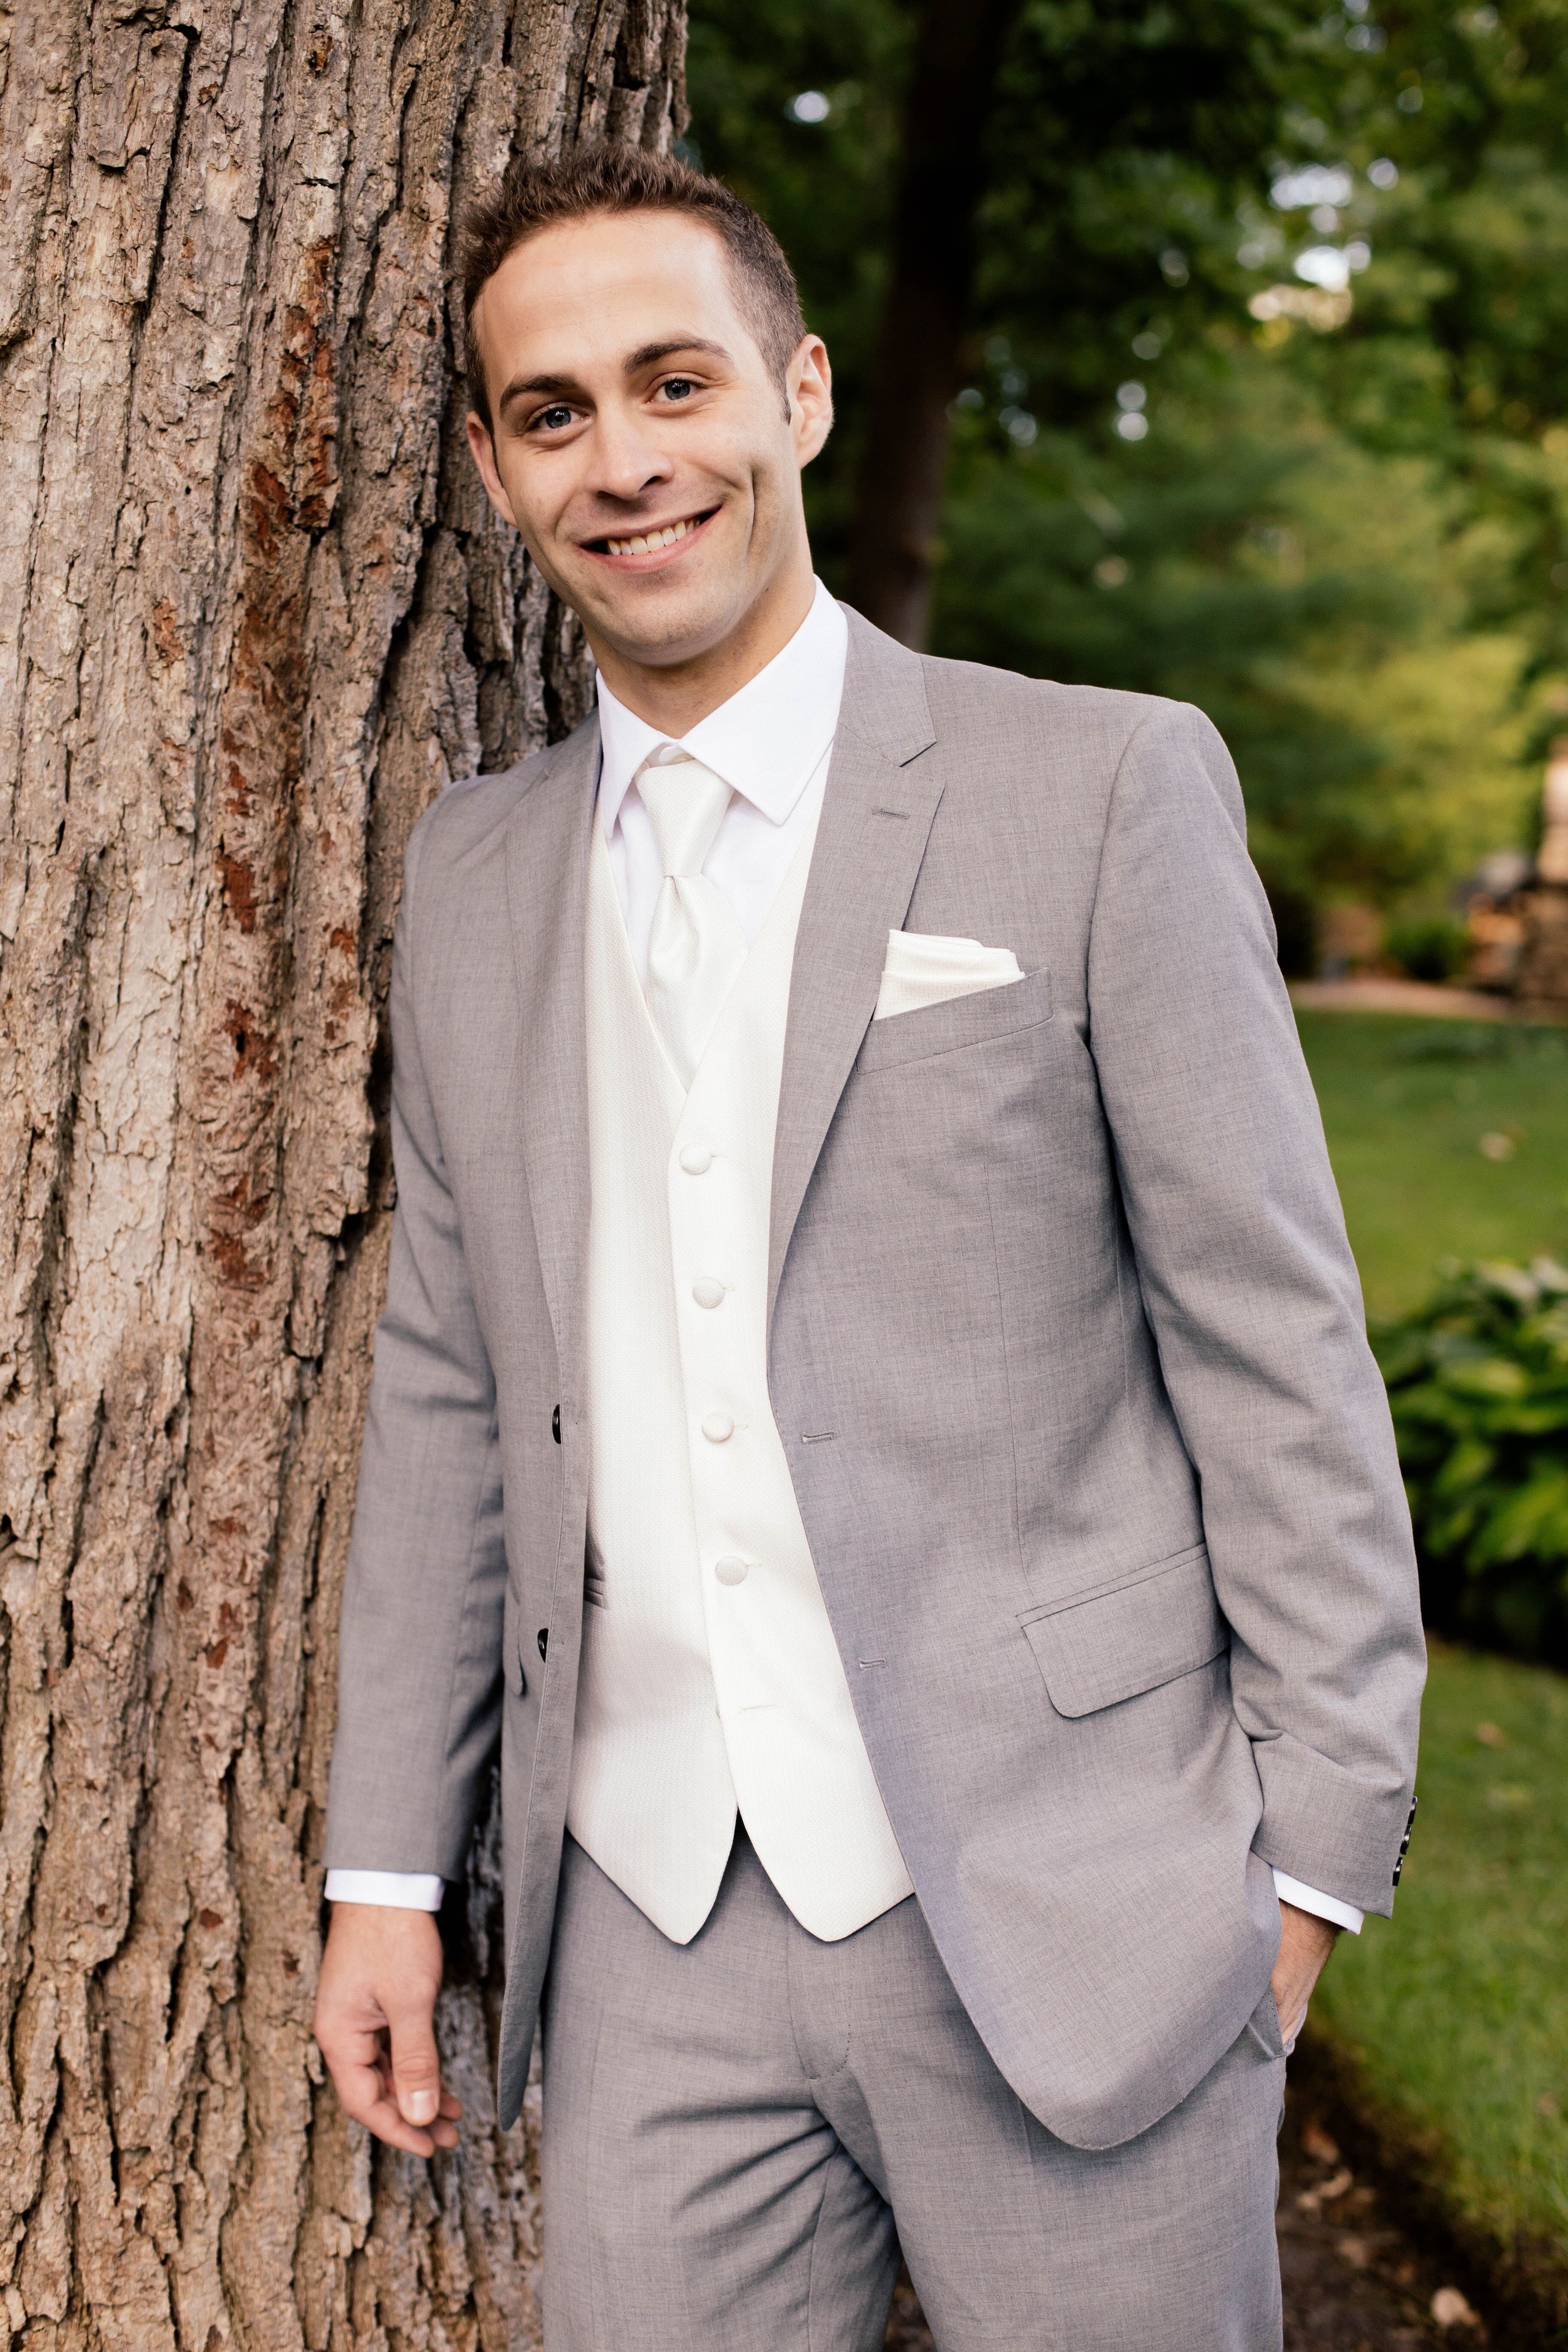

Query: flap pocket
[1019,1542,1226,1719]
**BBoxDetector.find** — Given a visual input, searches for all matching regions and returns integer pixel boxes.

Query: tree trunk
[844,0,1019,649]
[0,3,682,2342]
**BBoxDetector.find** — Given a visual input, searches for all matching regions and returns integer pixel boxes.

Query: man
[316,144,1423,2349]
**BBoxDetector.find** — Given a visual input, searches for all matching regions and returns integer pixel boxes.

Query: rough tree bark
[0,3,683,2343]
[844,0,1019,651]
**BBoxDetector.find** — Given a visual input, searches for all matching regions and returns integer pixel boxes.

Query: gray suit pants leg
[540,1832,1285,2352]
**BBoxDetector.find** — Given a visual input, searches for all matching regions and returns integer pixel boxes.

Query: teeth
[605,516,698,556]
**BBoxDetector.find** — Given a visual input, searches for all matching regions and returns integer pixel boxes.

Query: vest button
[691,1277,725,1309]
[714,1556,749,1586]
[701,1411,735,1443]
[679,1143,713,1175]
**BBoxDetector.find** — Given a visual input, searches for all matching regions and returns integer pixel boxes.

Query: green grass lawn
[1313,1641,1568,2263]
[1289,1008,1568,2288]
[1294,1012,1568,1322]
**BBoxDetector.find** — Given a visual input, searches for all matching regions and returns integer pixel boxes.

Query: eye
[660,377,696,402]
[531,403,577,433]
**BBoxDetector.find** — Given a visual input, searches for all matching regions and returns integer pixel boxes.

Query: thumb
[385,1983,443,2129]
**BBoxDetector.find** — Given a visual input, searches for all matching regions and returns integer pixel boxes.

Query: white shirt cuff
[324,1868,444,1911]
[1272,1867,1363,1935]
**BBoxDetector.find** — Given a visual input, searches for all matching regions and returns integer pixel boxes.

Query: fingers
[330,2028,447,2157]
[320,2024,462,2156]
[383,1980,446,2133]
[355,2059,462,2157]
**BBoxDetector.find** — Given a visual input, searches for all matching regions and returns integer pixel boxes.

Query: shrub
[1385,914,1471,985]
[1374,1258,1568,1666]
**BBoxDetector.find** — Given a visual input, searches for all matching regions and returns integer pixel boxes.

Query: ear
[466,411,519,527]
[789,334,834,467]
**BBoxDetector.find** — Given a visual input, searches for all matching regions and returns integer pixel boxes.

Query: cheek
[504,456,576,545]
[732,447,791,528]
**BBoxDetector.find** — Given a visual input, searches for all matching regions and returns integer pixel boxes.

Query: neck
[586,549,817,737]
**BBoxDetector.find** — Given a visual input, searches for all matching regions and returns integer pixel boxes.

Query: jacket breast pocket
[855,964,1054,1075]
[1018,1542,1227,1718]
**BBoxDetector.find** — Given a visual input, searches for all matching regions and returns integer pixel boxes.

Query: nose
[583,398,674,505]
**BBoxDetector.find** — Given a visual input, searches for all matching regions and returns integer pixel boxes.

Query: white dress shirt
[597,577,844,979]
[325,576,1361,1936]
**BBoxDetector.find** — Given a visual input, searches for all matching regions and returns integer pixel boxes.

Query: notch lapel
[768,612,941,1326]
[503,715,598,1405]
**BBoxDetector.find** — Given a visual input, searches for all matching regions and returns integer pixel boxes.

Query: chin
[586,575,744,668]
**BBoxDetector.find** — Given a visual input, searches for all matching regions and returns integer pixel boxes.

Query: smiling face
[465,208,832,722]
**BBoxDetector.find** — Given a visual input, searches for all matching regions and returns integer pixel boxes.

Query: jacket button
[537,1628,548,1660]
[714,1556,749,1586]
[551,1404,560,1443]
[679,1143,713,1175]
[701,1412,735,1443]
[692,1277,725,1309]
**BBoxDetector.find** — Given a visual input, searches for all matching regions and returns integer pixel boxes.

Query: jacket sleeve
[323,814,508,1881]
[1084,700,1424,1917]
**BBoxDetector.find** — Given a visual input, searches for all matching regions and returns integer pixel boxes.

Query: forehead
[472,210,758,381]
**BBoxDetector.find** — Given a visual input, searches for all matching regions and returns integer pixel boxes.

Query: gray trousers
[540,1832,1286,2351]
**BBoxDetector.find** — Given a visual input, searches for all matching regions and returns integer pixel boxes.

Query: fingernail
[406,2091,438,2125]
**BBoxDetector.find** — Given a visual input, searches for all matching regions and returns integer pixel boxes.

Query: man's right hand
[315,1902,462,2156]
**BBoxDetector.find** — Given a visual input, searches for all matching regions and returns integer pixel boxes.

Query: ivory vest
[568,813,914,1944]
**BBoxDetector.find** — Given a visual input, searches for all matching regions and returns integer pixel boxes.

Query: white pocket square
[874,931,1026,1021]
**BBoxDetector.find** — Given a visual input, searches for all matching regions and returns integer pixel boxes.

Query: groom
[315,144,1423,2347]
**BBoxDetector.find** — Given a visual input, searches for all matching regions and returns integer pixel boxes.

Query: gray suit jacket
[325,607,1424,2148]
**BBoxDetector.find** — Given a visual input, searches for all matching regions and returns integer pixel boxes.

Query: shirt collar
[594,578,848,841]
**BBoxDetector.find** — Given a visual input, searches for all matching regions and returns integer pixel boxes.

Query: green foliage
[1374,1257,1568,1663]
[931,358,1532,903]
[1385,913,1471,981]
[689,0,1337,557]
[1303,0,1568,708]
[686,0,1568,915]
[1313,1641,1568,2268]
[1295,1009,1568,1314]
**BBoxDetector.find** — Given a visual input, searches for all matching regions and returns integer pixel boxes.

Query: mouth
[582,508,719,566]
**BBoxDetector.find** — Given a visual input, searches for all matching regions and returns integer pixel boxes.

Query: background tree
[841,0,1021,646]
[0,2,683,2343]
[688,0,1568,942]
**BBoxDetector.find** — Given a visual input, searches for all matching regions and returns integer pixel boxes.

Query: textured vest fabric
[570,814,913,1944]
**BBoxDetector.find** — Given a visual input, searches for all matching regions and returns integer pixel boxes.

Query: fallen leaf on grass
[1474,1721,1506,1747]
[1537,2091,1560,2118]
[1432,2285,1479,2328]
[1301,2121,1340,2164]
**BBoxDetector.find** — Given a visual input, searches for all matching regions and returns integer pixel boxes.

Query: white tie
[637,750,749,1087]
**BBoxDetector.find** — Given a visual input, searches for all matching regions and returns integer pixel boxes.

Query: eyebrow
[495,337,737,420]
[625,336,735,371]
[497,371,580,418]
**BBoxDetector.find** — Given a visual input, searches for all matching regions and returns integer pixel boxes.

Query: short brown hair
[458,143,808,432]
